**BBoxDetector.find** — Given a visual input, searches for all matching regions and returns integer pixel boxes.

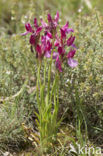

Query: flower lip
[71,43,77,49]
[45,51,51,58]
[68,58,78,68]
[66,28,74,33]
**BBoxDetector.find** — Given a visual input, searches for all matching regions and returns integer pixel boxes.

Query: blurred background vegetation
[0,0,103,155]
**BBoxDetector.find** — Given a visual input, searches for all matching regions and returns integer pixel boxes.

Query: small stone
[3,152,10,156]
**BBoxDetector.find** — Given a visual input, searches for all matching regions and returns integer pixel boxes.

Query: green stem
[44,59,47,86]
[49,72,60,134]
[36,60,42,144]
[56,73,59,108]
[54,72,59,118]
[47,51,53,104]
[96,11,102,32]
[50,72,59,104]
[36,63,40,107]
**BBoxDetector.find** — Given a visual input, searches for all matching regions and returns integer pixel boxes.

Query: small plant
[21,11,78,152]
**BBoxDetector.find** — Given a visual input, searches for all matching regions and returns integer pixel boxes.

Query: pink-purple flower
[55,56,62,72]
[67,49,78,68]
[67,35,75,46]
[21,20,42,47]
[41,11,59,35]
[21,11,78,71]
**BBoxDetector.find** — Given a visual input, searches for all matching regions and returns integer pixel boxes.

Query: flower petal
[46,31,52,39]
[36,44,42,54]
[67,35,75,46]
[46,41,52,51]
[58,46,63,55]
[67,49,76,58]
[62,22,69,31]
[54,40,59,47]
[21,31,29,36]
[45,51,51,58]
[36,26,42,35]
[55,56,62,72]
[68,58,78,68]
[25,23,33,32]
[66,28,74,33]
[41,19,48,28]
[47,13,52,23]
[55,11,59,23]
[53,52,59,59]
[30,34,35,45]
[71,44,77,49]
[34,18,38,28]
[54,34,60,46]
[60,28,66,39]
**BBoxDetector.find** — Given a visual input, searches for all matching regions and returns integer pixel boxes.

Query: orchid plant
[21,11,78,151]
